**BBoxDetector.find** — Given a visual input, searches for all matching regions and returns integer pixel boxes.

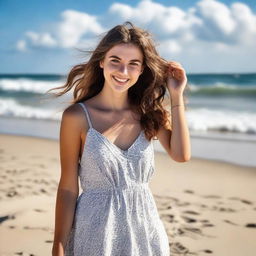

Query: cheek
[130,69,142,80]
[102,64,115,78]
[106,62,118,72]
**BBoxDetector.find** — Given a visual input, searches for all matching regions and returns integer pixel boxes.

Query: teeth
[113,76,129,83]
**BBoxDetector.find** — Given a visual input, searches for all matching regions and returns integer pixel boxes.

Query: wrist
[170,95,183,105]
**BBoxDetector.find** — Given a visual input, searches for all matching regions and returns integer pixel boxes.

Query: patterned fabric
[64,102,170,256]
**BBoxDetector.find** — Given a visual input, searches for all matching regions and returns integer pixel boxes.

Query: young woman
[50,21,191,256]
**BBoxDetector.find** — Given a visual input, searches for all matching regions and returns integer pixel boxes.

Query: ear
[99,60,103,69]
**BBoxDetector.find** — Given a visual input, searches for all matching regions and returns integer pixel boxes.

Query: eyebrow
[109,55,142,63]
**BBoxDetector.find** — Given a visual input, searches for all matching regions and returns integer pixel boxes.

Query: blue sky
[1,0,256,74]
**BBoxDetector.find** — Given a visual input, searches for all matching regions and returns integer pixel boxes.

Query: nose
[118,64,128,75]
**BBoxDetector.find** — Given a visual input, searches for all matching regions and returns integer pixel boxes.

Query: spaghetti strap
[78,102,93,128]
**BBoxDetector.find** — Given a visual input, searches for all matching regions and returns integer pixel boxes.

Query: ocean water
[0,73,255,135]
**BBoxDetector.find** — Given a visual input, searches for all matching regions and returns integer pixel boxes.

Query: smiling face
[100,43,144,93]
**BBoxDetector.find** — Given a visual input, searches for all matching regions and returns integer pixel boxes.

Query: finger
[169,67,185,73]
[169,61,183,67]
[171,70,185,80]
[169,65,184,70]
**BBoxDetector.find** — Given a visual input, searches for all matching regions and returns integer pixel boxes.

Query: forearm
[170,95,191,162]
[52,187,78,255]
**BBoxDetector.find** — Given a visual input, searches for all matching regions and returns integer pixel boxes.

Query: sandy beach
[0,134,256,256]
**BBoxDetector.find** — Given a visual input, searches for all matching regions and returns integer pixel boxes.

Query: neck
[96,83,130,111]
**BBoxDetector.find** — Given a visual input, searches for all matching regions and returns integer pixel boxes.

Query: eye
[111,59,119,63]
[130,62,139,66]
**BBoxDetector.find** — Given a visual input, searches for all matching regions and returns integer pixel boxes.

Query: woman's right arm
[52,105,82,256]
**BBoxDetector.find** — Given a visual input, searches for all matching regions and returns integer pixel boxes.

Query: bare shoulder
[62,103,82,118]
[61,103,89,131]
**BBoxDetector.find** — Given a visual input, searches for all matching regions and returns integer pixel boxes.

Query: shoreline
[0,132,254,169]
[1,115,256,167]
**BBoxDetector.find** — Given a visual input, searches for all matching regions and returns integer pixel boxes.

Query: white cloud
[108,0,256,45]
[56,10,104,48]
[25,31,57,47]
[16,40,27,51]
[109,3,134,20]
[16,0,256,72]
[230,2,256,45]
[195,0,236,37]
[18,10,103,50]
[158,40,182,54]
[109,0,201,36]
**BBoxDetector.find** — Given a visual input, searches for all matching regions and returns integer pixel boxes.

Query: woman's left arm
[157,61,191,162]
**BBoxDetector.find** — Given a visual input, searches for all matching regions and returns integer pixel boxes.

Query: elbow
[170,153,191,162]
[182,154,191,162]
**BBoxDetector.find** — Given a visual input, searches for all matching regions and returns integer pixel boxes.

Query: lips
[112,76,129,83]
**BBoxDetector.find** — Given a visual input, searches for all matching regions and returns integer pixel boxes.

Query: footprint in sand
[202,223,215,227]
[40,179,49,185]
[200,219,210,223]
[6,190,18,197]
[199,203,208,208]
[211,205,236,212]
[223,219,239,225]
[198,249,213,254]
[228,197,254,205]
[245,223,256,228]
[0,215,15,224]
[160,214,175,223]
[199,219,215,227]
[240,199,253,205]
[182,210,200,215]
[181,216,197,223]
[0,215,10,224]
[202,194,222,199]
[6,169,18,174]
[177,226,204,238]
[40,188,47,193]
[176,201,191,207]
[183,189,195,194]
[34,209,46,213]
[170,241,191,254]
[15,252,35,256]
[204,249,213,254]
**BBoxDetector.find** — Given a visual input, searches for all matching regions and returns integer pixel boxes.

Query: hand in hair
[166,61,187,98]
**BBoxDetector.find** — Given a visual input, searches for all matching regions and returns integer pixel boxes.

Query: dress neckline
[88,127,144,154]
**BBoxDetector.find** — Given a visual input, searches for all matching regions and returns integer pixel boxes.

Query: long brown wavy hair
[46,21,189,141]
